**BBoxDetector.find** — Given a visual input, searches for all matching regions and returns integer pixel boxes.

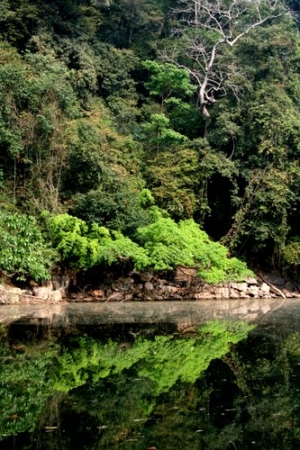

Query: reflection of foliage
[0,340,58,439]
[5,321,300,449]
[138,321,255,395]
[49,320,254,449]
[214,330,300,450]
[54,321,255,394]
[54,337,154,392]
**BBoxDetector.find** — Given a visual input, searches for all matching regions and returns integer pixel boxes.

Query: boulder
[49,290,63,303]
[32,286,51,300]
[107,292,124,301]
[6,287,23,304]
[230,282,248,292]
[259,282,270,296]
[246,277,258,285]
[91,289,105,299]
[248,285,259,297]
[144,281,154,291]
[160,285,178,294]
[229,289,241,298]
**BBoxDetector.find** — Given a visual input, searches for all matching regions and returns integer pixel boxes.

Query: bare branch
[165,0,285,117]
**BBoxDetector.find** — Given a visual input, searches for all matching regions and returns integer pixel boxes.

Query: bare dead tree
[160,0,285,116]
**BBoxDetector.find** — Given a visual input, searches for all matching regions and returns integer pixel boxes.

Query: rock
[52,273,71,290]
[111,278,134,291]
[259,282,270,296]
[32,287,51,300]
[0,285,8,303]
[221,287,230,298]
[28,279,38,288]
[20,295,34,304]
[160,285,178,294]
[211,287,230,298]
[230,282,248,292]
[42,280,54,290]
[144,281,154,291]
[58,287,67,298]
[248,285,259,297]
[174,267,198,286]
[7,287,23,304]
[139,273,153,282]
[194,291,214,299]
[246,277,258,285]
[107,292,124,301]
[91,289,105,299]
[49,290,62,303]
[229,289,240,298]
[283,289,298,298]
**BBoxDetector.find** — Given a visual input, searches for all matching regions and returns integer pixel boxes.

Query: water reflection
[1,317,300,449]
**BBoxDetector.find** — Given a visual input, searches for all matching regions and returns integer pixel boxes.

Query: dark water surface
[1,299,300,449]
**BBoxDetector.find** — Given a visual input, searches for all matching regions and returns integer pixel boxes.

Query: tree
[213,19,300,267]
[142,60,195,106]
[160,0,284,116]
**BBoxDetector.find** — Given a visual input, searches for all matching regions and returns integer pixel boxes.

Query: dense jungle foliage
[1,0,300,282]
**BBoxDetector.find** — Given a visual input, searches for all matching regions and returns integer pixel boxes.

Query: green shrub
[283,239,300,266]
[44,213,252,283]
[136,218,253,283]
[44,213,149,271]
[0,211,56,281]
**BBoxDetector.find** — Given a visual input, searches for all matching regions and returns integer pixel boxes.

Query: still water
[1,300,300,449]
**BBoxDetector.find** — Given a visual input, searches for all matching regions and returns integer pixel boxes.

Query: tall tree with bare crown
[160,0,285,117]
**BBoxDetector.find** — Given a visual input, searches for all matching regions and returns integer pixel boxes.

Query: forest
[1,0,300,284]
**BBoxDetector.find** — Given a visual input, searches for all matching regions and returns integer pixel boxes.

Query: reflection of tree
[214,331,300,449]
[0,320,254,447]
[0,340,59,439]
[8,322,300,449]
[49,321,254,449]
[53,326,300,450]
[54,321,254,395]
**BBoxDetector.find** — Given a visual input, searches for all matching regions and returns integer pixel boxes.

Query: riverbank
[0,269,299,305]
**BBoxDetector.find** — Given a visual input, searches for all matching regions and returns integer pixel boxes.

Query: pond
[1,299,300,449]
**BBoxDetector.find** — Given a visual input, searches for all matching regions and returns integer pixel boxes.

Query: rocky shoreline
[0,268,299,305]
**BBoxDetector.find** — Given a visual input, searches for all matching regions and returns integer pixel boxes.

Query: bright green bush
[136,218,253,283]
[44,213,105,270]
[44,213,252,283]
[0,211,56,281]
[97,231,149,267]
[44,213,149,271]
